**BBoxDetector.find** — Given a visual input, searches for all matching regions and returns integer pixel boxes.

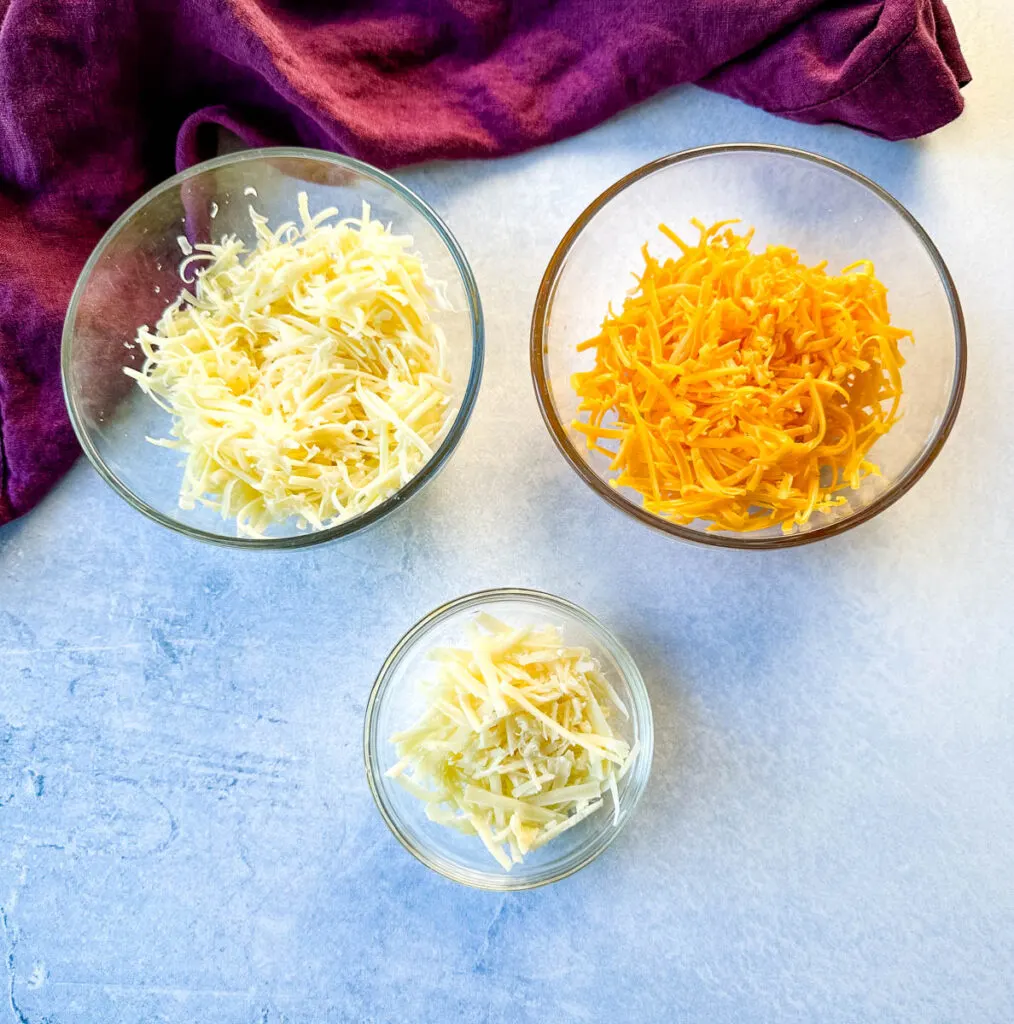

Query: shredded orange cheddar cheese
[571,220,911,533]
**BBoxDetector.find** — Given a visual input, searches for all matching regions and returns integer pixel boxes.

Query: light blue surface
[2,3,1012,1020]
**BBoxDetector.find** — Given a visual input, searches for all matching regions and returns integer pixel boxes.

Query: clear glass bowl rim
[61,146,485,549]
[362,587,655,891]
[529,142,967,550]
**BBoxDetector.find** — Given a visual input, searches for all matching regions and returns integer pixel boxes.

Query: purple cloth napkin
[0,0,969,526]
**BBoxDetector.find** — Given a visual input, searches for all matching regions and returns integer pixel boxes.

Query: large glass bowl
[531,144,966,549]
[62,148,484,547]
[364,589,654,890]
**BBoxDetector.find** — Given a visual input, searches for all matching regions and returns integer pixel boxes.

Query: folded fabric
[0,0,970,525]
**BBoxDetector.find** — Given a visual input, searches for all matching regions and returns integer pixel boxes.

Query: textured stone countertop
[1,3,1011,1021]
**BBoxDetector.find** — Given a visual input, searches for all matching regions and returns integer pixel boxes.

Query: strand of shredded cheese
[387,613,635,870]
[571,220,911,533]
[125,192,452,536]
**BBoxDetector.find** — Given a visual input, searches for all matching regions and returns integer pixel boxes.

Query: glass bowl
[531,144,966,549]
[62,148,484,547]
[364,588,654,890]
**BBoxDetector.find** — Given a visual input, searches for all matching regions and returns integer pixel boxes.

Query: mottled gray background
[1,2,1012,1021]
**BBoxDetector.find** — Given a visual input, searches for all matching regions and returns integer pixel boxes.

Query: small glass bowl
[364,588,654,890]
[62,148,484,547]
[531,144,966,548]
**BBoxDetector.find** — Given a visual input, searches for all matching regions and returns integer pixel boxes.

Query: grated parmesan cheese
[126,192,453,536]
[387,613,636,870]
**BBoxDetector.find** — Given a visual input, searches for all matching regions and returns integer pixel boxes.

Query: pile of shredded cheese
[387,613,636,870]
[126,192,452,536]
[571,219,911,533]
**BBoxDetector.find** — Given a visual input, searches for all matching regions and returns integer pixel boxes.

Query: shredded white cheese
[387,614,636,870]
[126,192,452,536]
